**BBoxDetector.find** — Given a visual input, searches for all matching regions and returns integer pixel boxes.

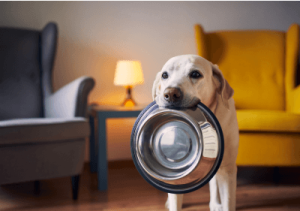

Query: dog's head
[152,55,233,108]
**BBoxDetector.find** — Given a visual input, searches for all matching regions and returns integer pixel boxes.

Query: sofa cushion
[237,110,300,133]
[0,117,89,145]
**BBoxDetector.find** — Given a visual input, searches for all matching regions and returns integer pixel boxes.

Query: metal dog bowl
[131,101,224,194]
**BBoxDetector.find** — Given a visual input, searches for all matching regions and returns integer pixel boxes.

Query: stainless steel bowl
[131,101,224,194]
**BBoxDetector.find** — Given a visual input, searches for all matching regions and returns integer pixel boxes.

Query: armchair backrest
[0,23,57,120]
[195,24,300,111]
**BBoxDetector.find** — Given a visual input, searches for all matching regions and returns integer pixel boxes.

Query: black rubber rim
[131,101,224,194]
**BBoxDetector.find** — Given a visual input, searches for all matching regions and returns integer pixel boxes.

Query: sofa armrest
[45,76,95,118]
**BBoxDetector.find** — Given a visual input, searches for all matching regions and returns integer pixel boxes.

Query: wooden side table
[89,104,146,191]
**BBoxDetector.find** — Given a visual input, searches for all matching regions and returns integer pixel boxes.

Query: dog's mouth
[160,97,200,109]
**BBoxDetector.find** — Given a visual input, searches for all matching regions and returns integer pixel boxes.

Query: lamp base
[122,86,137,107]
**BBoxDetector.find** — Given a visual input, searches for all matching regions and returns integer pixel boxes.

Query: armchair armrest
[45,76,95,118]
[289,85,300,114]
[285,23,300,112]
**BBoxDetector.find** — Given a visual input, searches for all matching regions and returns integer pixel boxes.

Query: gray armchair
[0,22,95,200]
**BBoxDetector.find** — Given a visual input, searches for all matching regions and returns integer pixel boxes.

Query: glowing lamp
[114,60,144,106]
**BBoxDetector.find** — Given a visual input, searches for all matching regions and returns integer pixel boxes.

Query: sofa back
[195,26,286,110]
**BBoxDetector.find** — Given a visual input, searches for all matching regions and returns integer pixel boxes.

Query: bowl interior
[136,110,203,181]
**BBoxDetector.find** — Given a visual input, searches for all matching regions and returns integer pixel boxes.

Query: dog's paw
[209,203,223,211]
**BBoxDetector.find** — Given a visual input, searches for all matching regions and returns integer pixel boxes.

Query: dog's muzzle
[131,101,224,194]
[163,87,183,103]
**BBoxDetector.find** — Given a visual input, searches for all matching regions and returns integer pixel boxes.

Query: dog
[152,55,239,211]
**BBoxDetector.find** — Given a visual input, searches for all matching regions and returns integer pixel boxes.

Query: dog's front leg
[209,176,222,211]
[216,165,237,211]
[165,193,183,211]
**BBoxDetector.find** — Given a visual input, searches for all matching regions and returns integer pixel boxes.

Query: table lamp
[114,60,144,107]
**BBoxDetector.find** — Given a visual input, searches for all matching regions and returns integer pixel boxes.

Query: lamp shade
[114,61,144,86]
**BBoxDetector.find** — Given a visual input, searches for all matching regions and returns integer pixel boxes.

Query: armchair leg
[71,175,80,200]
[273,167,280,185]
[34,180,40,195]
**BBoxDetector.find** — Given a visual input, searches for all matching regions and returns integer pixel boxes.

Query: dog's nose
[164,87,183,103]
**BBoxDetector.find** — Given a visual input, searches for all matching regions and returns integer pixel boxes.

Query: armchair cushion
[237,110,300,133]
[0,117,89,145]
[195,25,286,110]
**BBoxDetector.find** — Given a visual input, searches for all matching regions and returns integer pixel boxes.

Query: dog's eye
[190,70,202,79]
[162,72,168,79]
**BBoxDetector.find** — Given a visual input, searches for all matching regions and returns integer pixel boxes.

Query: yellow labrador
[152,55,239,211]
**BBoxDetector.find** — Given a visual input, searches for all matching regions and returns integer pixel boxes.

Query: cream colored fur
[152,55,239,211]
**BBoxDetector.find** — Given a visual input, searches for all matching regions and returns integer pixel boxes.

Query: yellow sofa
[195,23,300,166]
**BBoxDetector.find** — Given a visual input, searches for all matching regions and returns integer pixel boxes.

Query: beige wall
[1,2,300,161]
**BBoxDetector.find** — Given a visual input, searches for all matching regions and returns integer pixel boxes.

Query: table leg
[97,113,108,191]
[89,115,97,173]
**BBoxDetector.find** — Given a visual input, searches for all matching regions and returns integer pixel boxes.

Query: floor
[1,161,300,211]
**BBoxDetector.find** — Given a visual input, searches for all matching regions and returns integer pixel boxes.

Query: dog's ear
[152,71,162,101]
[211,64,234,109]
